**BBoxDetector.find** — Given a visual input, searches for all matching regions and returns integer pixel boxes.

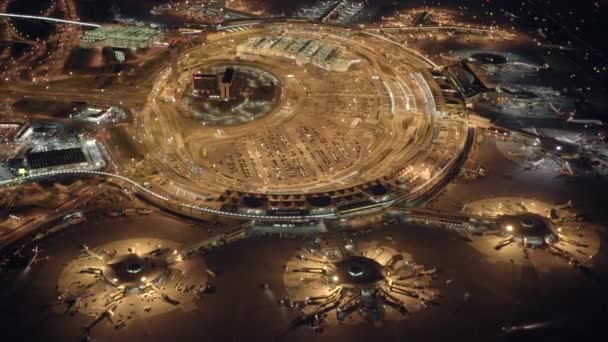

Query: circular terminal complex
[137,23,469,215]
[104,253,168,288]
[333,255,385,288]
[56,239,208,319]
[283,241,438,326]
[497,213,558,247]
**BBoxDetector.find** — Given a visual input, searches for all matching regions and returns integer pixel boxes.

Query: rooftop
[82,25,161,42]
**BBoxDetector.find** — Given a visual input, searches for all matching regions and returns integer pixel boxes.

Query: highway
[0,80,149,107]
[0,12,100,28]
[1,0,90,80]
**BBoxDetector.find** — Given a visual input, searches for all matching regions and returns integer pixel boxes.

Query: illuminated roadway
[0,12,100,28]
[1,0,94,80]
[0,170,350,220]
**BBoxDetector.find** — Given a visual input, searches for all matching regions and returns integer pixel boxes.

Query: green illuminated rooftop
[80,25,163,48]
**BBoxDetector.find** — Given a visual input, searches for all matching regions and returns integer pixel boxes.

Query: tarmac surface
[1,212,606,341]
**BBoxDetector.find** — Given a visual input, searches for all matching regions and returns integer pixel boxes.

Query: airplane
[511,61,548,70]
[523,158,545,172]
[552,200,573,210]
[532,127,583,147]
[540,43,573,50]
[80,244,104,260]
[555,135,582,145]
[502,319,562,334]
[56,290,94,313]
[566,116,604,127]
[592,156,608,168]
[537,28,548,39]
[549,102,568,116]
[532,158,545,167]
[84,302,118,335]
[24,245,47,270]
[560,161,575,176]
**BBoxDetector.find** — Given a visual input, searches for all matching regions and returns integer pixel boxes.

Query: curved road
[0,170,342,220]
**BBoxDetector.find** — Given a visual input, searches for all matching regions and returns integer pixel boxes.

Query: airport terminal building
[80,25,163,49]
[237,36,353,72]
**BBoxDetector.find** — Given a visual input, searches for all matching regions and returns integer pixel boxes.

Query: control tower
[219,67,235,101]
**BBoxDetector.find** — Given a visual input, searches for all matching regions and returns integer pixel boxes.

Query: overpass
[0,12,100,28]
